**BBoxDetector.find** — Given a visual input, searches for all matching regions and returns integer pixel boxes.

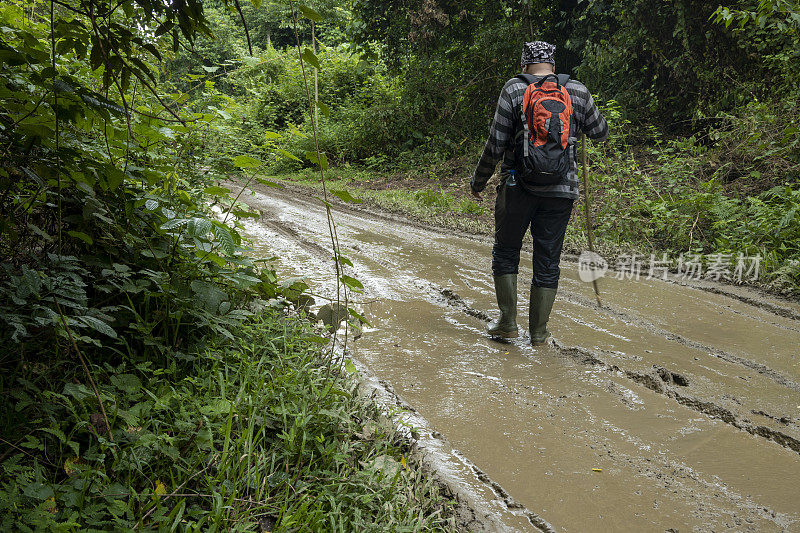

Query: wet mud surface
[233,182,800,532]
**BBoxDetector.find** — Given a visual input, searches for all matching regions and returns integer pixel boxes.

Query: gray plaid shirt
[471,75,609,200]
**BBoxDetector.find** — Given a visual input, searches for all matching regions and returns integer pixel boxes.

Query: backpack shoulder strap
[557,74,570,87]
[515,73,536,86]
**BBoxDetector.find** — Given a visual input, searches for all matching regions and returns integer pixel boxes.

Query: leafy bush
[0,312,456,531]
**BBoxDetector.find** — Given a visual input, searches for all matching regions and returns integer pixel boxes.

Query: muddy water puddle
[236,183,800,532]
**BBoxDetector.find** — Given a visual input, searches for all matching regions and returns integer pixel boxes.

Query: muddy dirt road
[234,182,800,532]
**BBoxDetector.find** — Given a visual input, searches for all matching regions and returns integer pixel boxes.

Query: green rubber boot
[486,274,519,338]
[529,287,557,345]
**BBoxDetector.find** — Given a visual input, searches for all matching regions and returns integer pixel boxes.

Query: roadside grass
[272,170,492,235]
[0,310,457,531]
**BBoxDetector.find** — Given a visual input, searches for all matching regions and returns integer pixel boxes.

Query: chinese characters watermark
[578,252,762,283]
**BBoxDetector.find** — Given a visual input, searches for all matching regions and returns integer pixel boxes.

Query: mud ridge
[257,212,332,261]
[347,355,548,532]
[557,289,800,393]
[668,281,800,323]
[563,341,800,457]
[450,450,557,533]
[435,287,493,322]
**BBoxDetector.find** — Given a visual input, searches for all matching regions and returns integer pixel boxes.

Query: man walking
[470,41,608,345]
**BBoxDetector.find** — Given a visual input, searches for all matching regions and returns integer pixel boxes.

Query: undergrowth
[0,311,456,531]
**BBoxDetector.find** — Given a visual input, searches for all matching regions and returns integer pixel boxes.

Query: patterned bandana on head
[521,41,556,67]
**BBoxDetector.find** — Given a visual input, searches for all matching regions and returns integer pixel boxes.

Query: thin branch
[50,0,62,255]
[232,0,253,56]
[0,437,59,467]
[55,302,114,441]
[288,1,349,360]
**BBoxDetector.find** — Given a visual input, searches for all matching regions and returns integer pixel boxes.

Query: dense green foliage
[1,313,455,530]
[0,0,452,529]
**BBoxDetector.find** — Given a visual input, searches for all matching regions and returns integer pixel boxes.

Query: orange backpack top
[513,73,573,186]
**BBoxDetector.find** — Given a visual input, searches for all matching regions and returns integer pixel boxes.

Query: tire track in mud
[555,289,800,393]
[433,285,800,457]
[257,211,333,261]
[258,180,800,326]
[559,251,800,325]
[670,282,800,323]
[449,449,557,533]
[349,361,553,532]
[245,179,800,327]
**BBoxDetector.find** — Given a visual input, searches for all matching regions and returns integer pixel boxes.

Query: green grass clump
[0,311,457,531]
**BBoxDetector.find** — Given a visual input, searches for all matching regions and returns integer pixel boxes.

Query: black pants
[492,181,574,288]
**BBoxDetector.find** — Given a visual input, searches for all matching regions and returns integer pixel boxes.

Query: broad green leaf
[202,65,220,73]
[251,0,261,7]
[298,5,323,21]
[191,280,228,311]
[187,218,212,237]
[315,100,330,117]
[340,275,363,290]
[277,149,301,162]
[263,130,282,140]
[110,374,142,393]
[227,272,262,288]
[232,154,263,169]
[198,252,227,267]
[336,253,353,267]
[142,249,168,259]
[161,218,189,230]
[67,230,93,245]
[256,177,285,189]
[204,186,230,196]
[344,360,357,373]
[331,189,361,204]
[200,398,232,416]
[301,48,320,69]
[104,167,124,190]
[348,308,371,326]
[305,151,329,171]
[78,315,117,338]
[213,225,235,255]
[154,21,174,37]
[315,196,333,208]
[232,209,261,219]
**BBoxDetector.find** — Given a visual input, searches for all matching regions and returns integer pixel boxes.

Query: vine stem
[287,1,348,358]
[50,0,61,255]
[55,302,114,441]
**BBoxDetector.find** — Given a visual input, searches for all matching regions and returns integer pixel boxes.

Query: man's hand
[470,186,482,200]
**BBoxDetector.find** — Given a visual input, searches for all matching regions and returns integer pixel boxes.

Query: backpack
[513,73,573,186]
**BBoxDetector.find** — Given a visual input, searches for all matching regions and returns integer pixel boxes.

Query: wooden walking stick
[581,134,603,307]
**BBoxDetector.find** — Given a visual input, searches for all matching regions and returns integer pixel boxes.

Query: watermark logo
[578,252,762,283]
[578,251,608,283]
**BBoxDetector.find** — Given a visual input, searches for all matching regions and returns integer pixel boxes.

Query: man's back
[471,75,609,200]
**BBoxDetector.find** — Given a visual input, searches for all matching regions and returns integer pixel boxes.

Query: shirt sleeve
[579,90,609,141]
[470,85,516,192]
